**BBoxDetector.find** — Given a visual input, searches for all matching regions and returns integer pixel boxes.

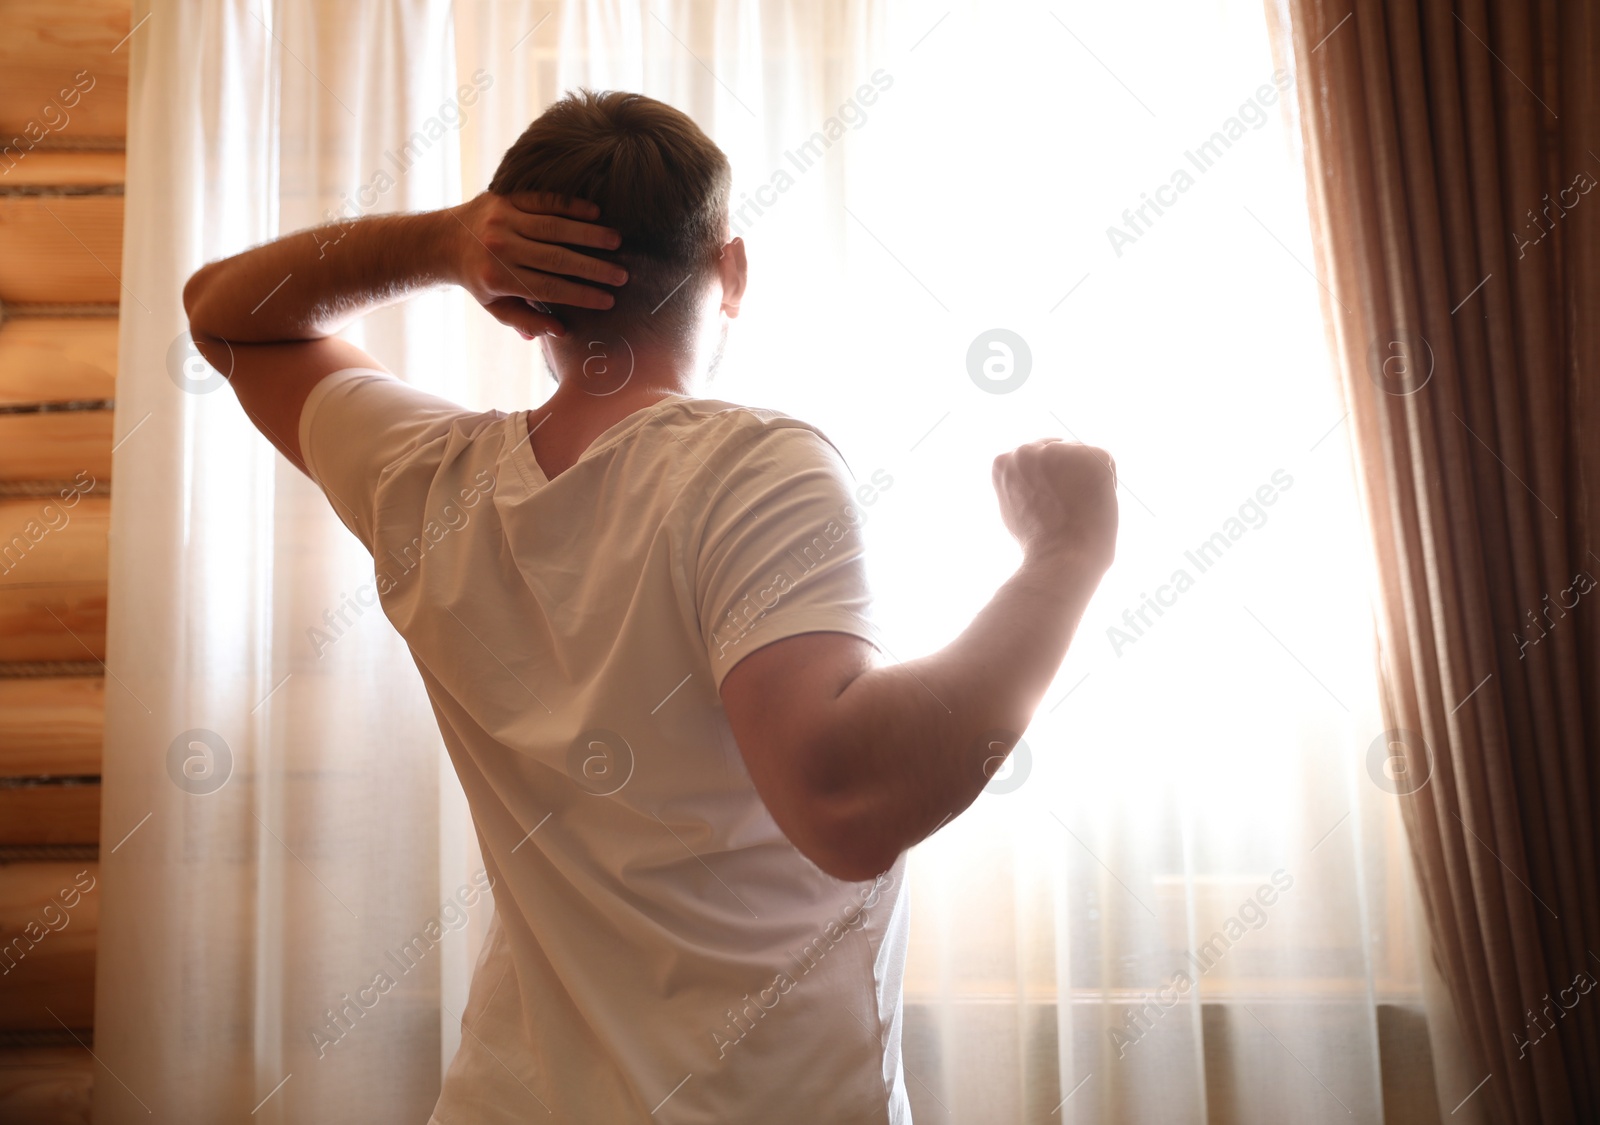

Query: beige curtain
[1269,0,1600,1121]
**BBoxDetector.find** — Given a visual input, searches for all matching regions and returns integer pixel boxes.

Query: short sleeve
[298,368,488,553]
[695,420,881,690]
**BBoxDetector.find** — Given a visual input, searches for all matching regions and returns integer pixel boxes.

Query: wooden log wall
[0,0,130,1119]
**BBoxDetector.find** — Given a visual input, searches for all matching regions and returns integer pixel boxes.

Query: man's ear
[718,237,747,318]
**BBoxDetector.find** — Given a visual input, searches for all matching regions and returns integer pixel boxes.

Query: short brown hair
[489,89,732,348]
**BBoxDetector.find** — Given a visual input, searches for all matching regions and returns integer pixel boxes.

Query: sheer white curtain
[100,1,1449,1122]
[99,2,489,1122]
[456,2,1446,1122]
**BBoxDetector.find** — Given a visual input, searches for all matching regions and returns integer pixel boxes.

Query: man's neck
[525,344,701,479]
[545,331,703,393]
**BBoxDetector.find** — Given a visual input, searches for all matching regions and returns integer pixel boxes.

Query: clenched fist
[993,439,1119,573]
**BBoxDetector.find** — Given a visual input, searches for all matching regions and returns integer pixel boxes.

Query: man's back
[299,368,912,1123]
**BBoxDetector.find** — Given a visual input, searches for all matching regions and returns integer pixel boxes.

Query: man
[183,89,1117,1124]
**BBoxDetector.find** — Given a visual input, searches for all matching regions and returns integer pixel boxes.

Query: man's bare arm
[184,192,627,344]
[721,439,1118,881]
[180,191,629,472]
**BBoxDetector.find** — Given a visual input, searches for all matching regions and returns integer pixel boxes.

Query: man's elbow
[182,266,207,331]
[797,792,901,883]
[812,847,899,884]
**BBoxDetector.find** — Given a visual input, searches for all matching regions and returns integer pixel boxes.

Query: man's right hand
[993,439,1119,573]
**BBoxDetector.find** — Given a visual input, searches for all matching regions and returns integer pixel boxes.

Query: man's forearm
[823,549,1102,869]
[183,210,458,343]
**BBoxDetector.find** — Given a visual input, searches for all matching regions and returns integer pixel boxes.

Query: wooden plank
[0,862,98,1032]
[0,195,123,306]
[0,784,100,846]
[0,679,103,777]
[0,496,108,663]
[0,0,129,145]
[0,593,106,663]
[0,413,112,483]
[0,151,123,190]
[0,496,108,583]
[0,317,117,406]
[0,1047,93,1124]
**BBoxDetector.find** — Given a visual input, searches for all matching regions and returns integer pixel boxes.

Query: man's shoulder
[659,397,845,465]
[663,396,807,431]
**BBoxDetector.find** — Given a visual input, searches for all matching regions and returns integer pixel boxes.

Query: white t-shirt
[299,369,912,1124]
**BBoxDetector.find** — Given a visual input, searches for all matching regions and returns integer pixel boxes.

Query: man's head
[489,89,740,368]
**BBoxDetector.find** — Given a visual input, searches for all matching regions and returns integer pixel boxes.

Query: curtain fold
[1270,1,1600,1121]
